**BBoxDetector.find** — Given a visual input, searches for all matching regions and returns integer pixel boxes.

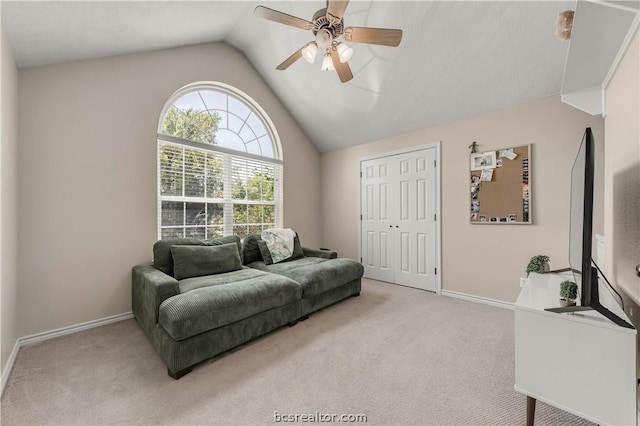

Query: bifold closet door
[360,155,395,283]
[392,150,436,291]
[360,148,437,292]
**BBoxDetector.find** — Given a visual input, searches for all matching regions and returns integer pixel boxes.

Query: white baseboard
[19,312,133,346]
[1,339,21,397]
[441,289,514,310]
[1,311,133,397]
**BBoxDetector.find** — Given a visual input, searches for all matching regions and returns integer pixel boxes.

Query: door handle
[636,264,640,277]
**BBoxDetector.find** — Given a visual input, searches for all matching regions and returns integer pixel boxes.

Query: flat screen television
[546,127,633,329]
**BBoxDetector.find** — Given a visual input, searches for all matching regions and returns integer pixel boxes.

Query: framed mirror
[470,144,531,224]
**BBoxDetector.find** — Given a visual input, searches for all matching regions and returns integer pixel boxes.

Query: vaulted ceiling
[2,0,578,152]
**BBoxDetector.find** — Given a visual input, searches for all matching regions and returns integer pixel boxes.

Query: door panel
[400,180,409,220]
[365,231,374,267]
[379,183,388,220]
[365,184,374,220]
[417,233,428,275]
[400,232,410,272]
[380,231,390,269]
[417,178,427,220]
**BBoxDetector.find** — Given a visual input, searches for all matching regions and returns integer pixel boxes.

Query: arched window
[157,82,283,240]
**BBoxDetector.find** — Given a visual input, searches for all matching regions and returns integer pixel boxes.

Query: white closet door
[360,147,437,292]
[393,149,437,291]
[360,156,395,283]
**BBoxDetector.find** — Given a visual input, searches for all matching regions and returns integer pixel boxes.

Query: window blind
[158,141,281,240]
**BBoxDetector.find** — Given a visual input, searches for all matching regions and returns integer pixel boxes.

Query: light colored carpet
[1,279,594,425]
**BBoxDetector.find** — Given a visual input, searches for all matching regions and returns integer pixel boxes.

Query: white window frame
[157,82,283,240]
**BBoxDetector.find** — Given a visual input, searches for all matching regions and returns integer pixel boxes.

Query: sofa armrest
[132,265,180,333]
[303,247,338,259]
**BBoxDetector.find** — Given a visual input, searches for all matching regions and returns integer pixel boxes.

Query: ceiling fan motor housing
[312,8,344,38]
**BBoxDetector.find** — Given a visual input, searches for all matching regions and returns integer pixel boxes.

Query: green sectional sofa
[132,234,363,379]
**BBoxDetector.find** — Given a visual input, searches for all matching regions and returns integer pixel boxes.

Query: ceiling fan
[254,0,403,83]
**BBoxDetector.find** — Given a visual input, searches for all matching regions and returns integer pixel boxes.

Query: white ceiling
[1,0,580,152]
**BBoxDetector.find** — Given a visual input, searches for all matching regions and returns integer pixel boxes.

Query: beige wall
[604,31,640,311]
[17,42,321,337]
[1,27,19,374]
[322,96,604,303]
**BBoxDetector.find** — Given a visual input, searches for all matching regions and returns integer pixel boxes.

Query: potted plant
[525,255,550,276]
[560,280,578,307]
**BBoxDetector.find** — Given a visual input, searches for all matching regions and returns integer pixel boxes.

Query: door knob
[636,264,640,277]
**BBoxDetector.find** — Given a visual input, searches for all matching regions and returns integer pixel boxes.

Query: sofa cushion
[170,243,242,280]
[248,258,364,298]
[178,266,265,293]
[153,236,241,277]
[158,271,301,341]
[248,256,328,273]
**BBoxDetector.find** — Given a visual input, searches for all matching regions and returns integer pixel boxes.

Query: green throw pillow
[289,234,304,261]
[170,243,242,280]
[257,240,274,265]
[153,236,241,276]
[242,234,262,265]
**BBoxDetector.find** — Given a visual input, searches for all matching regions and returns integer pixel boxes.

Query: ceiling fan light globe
[321,54,335,71]
[302,42,318,64]
[336,43,353,63]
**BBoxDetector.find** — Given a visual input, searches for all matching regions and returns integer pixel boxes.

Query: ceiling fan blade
[343,27,403,47]
[331,48,353,83]
[276,47,305,70]
[327,0,350,22]
[254,6,314,30]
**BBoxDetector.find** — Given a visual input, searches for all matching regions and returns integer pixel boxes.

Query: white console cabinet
[514,272,637,426]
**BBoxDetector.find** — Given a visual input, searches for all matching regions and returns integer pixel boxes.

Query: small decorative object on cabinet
[559,280,578,307]
[525,255,550,276]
